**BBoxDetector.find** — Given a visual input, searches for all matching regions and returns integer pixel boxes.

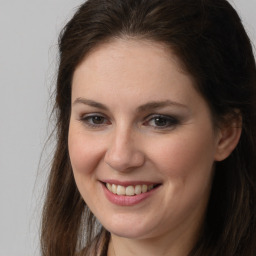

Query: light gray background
[0,1,255,255]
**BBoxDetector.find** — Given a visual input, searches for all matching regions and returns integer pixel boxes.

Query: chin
[108,227,150,239]
[100,217,156,239]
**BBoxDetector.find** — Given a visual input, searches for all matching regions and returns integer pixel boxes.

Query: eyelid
[79,113,111,128]
[80,112,105,118]
[77,112,180,130]
[143,114,179,129]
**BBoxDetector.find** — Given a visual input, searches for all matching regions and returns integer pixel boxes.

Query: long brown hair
[41,0,256,255]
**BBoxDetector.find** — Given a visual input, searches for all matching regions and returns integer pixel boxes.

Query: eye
[143,114,179,129]
[80,114,111,128]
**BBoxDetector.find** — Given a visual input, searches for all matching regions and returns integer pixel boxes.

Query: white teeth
[142,185,148,193]
[106,183,155,196]
[135,185,142,195]
[112,184,117,194]
[117,185,126,195]
[126,186,135,196]
[106,183,112,192]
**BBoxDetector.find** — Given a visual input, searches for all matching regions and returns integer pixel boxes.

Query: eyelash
[79,113,179,130]
[79,114,110,128]
[144,114,179,129]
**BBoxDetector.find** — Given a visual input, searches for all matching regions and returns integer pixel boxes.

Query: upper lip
[101,179,162,186]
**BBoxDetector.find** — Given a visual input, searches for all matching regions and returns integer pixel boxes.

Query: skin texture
[68,39,241,256]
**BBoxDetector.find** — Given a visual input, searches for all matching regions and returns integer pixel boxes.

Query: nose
[104,127,145,172]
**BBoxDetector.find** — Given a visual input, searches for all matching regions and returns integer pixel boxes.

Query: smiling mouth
[105,183,160,196]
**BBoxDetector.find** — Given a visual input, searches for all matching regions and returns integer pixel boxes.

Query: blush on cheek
[68,133,106,176]
[152,134,215,179]
[68,135,88,174]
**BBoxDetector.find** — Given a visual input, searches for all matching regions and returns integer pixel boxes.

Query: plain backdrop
[0,1,255,255]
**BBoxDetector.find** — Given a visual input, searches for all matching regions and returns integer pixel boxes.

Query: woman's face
[69,39,221,240]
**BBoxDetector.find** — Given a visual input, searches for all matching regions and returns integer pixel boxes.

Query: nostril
[104,150,145,171]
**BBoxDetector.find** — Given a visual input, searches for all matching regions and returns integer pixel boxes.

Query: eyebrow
[73,97,188,112]
[137,100,188,112]
[73,98,108,110]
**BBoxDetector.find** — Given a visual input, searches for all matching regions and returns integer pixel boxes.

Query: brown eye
[144,114,179,129]
[154,117,169,127]
[90,116,105,124]
[80,114,111,128]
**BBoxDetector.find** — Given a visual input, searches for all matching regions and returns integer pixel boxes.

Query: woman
[41,0,256,255]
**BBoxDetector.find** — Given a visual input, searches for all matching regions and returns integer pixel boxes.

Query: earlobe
[214,117,242,161]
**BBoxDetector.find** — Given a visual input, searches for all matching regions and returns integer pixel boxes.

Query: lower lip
[101,183,160,206]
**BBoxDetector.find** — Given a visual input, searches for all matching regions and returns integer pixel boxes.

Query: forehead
[71,38,206,114]
[73,39,190,87]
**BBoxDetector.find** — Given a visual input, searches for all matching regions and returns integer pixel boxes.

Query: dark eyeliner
[79,113,110,128]
[144,114,180,129]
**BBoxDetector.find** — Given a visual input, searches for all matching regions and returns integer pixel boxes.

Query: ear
[214,115,242,162]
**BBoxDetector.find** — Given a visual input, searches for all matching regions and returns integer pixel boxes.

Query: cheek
[149,131,216,223]
[148,129,216,190]
[154,131,216,174]
[68,127,105,176]
[68,127,106,207]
